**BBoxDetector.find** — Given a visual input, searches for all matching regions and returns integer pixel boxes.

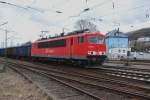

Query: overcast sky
[0,0,150,47]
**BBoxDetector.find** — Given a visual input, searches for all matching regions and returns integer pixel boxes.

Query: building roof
[106,30,128,38]
[127,27,150,40]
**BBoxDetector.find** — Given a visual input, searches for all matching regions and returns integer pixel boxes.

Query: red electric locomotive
[31,30,106,66]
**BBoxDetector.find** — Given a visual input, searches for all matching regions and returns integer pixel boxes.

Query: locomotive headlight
[88,51,91,55]
[92,51,96,55]
[99,51,102,55]
[88,51,97,55]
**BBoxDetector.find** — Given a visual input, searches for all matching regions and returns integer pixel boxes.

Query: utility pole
[3,29,8,72]
[62,28,65,33]
[146,9,149,18]
[10,38,14,47]
[0,21,8,72]
[0,29,8,72]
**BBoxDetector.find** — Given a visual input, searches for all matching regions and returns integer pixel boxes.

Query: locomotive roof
[35,32,105,43]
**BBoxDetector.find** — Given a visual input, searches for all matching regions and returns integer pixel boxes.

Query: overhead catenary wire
[0,1,56,13]
[0,22,8,27]
[72,0,150,32]
[0,0,44,13]
[97,1,150,18]
[1,0,149,20]
[74,1,150,27]
[71,0,150,20]
[0,0,149,33]
[69,0,111,18]
[42,0,71,14]
[83,0,111,13]
[0,1,28,10]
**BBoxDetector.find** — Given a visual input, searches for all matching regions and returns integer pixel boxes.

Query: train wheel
[77,60,87,67]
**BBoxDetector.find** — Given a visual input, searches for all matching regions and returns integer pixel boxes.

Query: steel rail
[7,61,150,100]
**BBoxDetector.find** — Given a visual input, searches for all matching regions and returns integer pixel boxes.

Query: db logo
[46,49,54,53]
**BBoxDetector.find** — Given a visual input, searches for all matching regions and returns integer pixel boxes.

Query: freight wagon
[0,48,5,56]
[0,44,31,58]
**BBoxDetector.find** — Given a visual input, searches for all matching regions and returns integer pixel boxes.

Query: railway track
[1,58,150,100]
[99,65,150,82]
[32,61,150,83]
[9,63,102,100]
[106,60,150,66]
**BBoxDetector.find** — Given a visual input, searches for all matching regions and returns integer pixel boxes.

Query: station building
[106,30,130,60]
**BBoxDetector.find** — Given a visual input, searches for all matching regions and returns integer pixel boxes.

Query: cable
[68,0,111,18]
[0,1,27,9]
[90,0,110,9]
[83,0,111,12]
[98,1,150,18]
[73,1,150,22]
[71,0,150,20]
[0,1,43,13]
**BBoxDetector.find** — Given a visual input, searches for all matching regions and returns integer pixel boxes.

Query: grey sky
[0,0,150,47]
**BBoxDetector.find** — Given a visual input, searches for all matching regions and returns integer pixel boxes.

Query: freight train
[0,30,107,67]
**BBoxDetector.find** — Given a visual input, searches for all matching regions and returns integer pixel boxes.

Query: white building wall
[108,48,131,60]
[130,52,150,60]
[137,37,150,42]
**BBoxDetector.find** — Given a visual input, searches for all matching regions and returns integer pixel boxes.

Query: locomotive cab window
[78,36,84,44]
[88,36,104,44]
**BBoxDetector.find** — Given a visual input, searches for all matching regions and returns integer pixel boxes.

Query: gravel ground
[18,67,97,100]
[0,67,52,100]
[15,66,141,100]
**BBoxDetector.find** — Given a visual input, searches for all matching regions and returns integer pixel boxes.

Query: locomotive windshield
[88,36,104,44]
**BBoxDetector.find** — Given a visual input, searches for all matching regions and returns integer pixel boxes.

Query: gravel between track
[0,67,51,100]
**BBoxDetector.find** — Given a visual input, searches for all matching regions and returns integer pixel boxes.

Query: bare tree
[74,19,100,33]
